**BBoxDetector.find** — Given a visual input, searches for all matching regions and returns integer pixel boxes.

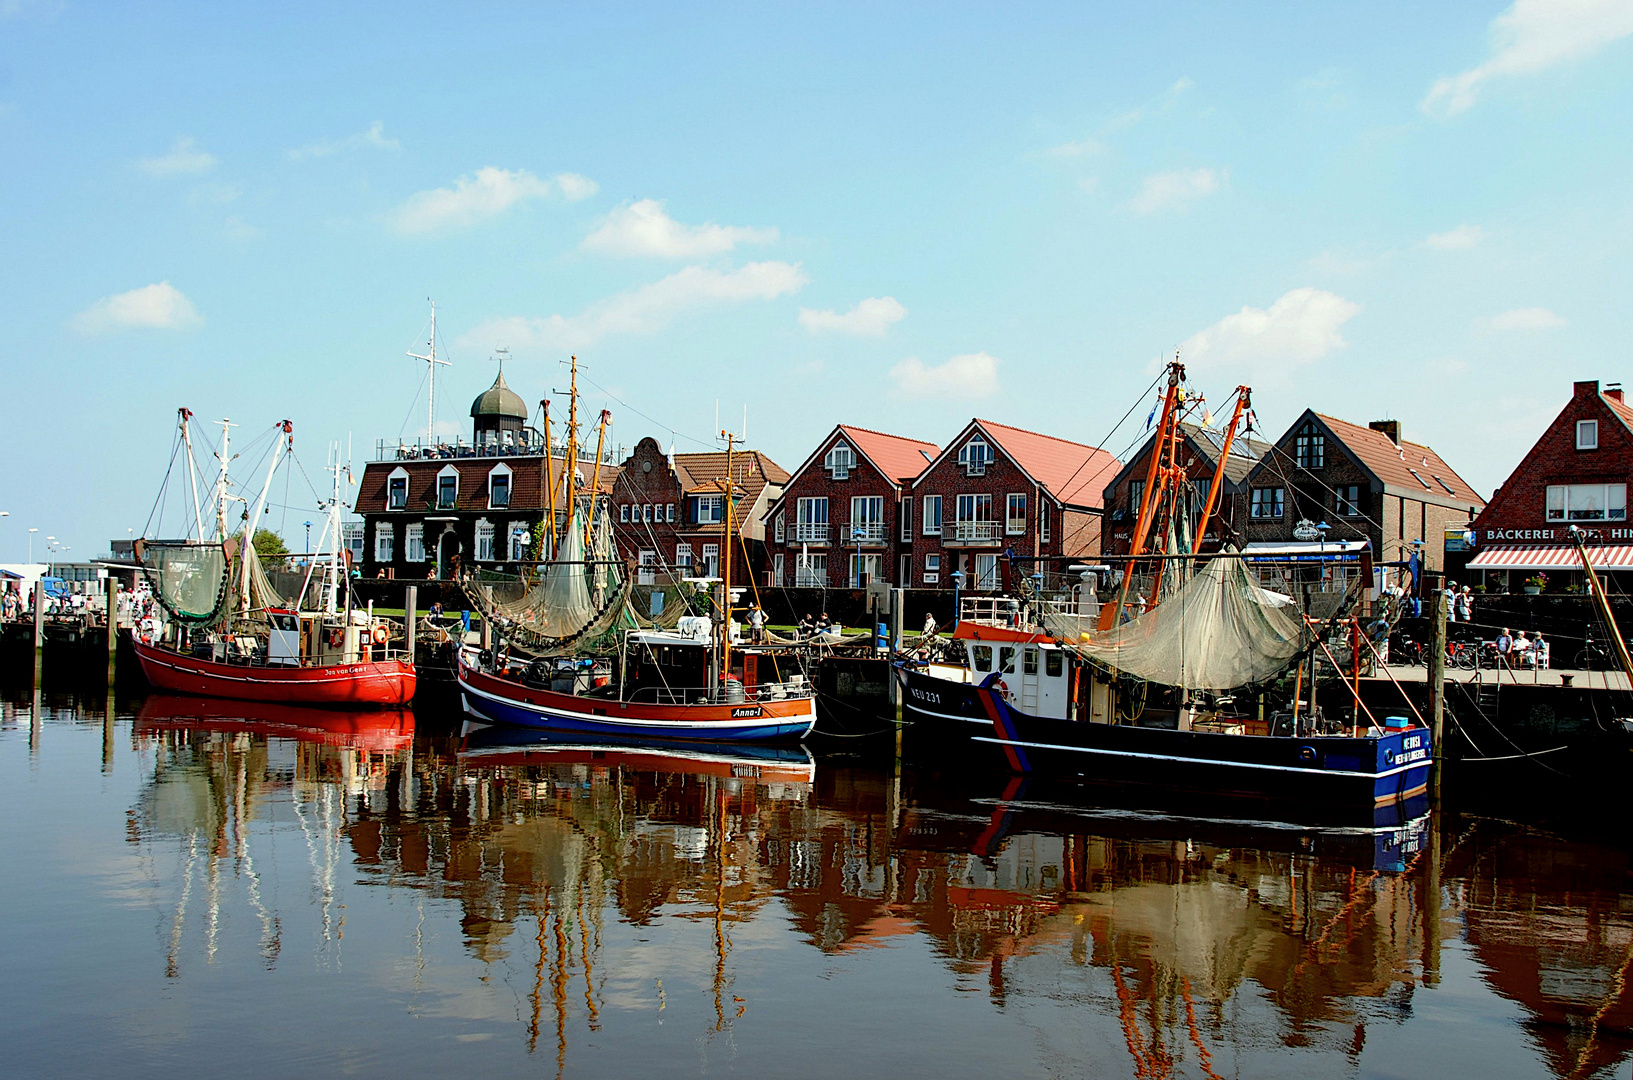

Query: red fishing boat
[133,634,415,706]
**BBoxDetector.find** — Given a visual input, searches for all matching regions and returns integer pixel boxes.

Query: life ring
[372,625,389,645]
[327,628,344,647]
[993,677,1010,697]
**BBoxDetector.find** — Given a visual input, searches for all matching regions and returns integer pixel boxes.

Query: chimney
[1575,379,1600,399]
[1607,382,1625,403]
[1369,419,1401,445]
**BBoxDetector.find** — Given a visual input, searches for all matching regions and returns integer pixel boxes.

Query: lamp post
[304,520,313,566]
[951,569,965,632]
[851,526,865,589]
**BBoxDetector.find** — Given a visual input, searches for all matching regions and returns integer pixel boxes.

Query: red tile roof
[1314,414,1484,507]
[672,450,790,508]
[837,424,940,483]
[976,419,1122,509]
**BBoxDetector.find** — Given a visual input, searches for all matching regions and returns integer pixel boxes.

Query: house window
[959,436,992,476]
[701,543,720,578]
[1250,487,1284,519]
[644,503,655,522]
[795,497,829,542]
[1295,425,1325,469]
[955,493,994,540]
[1546,483,1627,521]
[1040,504,1051,542]
[388,473,409,510]
[850,496,884,543]
[666,503,675,522]
[1335,485,1362,517]
[374,523,394,562]
[620,504,629,522]
[488,469,511,509]
[405,524,425,562]
[900,500,912,541]
[475,520,495,562]
[1406,468,1431,490]
[436,470,458,510]
[773,553,784,586]
[922,495,942,535]
[677,542,693,571]
[692,495,725,524]
[824,440,855,479]
[849,553,882,588]
[510,524,530,561]
[975,553,999,589]
[924,552,941,584]
[342,522,364,563]
[1128,479,1145,515]
[637,550,656,585]
[795,552,827,587]
[774,513,785,543]
[1578,420,1599,450]
[1006,493,1027,535]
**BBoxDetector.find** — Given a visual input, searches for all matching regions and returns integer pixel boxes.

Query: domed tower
[470,367,528,448]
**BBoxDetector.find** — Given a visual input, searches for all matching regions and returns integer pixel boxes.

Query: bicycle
[1445,641,1478,670]
[1576,627,1612,671]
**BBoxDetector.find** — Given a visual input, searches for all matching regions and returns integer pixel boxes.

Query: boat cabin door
[1021,645,1069,719]
[267,610,300,667]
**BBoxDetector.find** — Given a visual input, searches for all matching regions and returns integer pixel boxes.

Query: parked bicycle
[1445,640,1478,670]
[1576,627,1612,671]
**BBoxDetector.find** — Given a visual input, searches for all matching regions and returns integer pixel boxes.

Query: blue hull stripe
[461,686,815,742]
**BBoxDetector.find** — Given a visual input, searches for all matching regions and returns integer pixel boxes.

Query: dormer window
[824,440,855,479]
[488,464,512,509]
[387,467,410,510]
[1578,420,1599,450]
[436,465,459,510]
[1295,424,1325,469]
[959,436,992,476]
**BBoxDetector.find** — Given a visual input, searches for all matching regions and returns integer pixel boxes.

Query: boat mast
[586,409,611,544]
[566,356,580,525]
[240,419,294,614]
[718,431,738,691]
[178,408,207,543]
[407,300,449,444]
[1118,360,1183,614]
[542,399,558,557]
[1195,387,1250,550]
[213,418,237,541]
[322,449,348,616]
[1568,525,1633,679]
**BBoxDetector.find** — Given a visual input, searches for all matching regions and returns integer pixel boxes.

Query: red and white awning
[1466,544,1633,571]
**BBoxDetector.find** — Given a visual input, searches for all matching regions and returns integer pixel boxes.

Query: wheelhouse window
[1578,420,1599,450]
[1250,487,1284,519]
[1295,424,1325,469]
[1547,483,1626,521]
[1335,485,1362,517]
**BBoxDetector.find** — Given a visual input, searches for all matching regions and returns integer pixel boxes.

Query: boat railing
[624,679,814,706]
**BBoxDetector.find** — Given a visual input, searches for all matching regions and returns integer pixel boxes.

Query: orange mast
[1194,386,1251,552]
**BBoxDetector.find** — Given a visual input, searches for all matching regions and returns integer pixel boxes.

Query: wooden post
[404,585,418,663]
[106,576,119,684]
[1423,810,1442,987]
[32,579,45,684]
[103,688,116,773]
[1427,587,1448,801]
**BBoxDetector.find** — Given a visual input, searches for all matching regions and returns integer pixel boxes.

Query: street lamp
[304,521,313,566]
[951,569,965,631]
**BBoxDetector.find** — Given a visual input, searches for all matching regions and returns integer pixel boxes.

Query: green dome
[470,370,528,419]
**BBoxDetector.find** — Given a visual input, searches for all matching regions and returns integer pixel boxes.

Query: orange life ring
[327,628,344,647]
[372,625,389,645]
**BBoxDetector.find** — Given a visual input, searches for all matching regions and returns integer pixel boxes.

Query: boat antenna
[407,299,449,443]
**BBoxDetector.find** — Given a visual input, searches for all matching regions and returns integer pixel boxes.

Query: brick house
[609,436,789,585]
[1239,411,1483,594]
[1100,421,1273,556]
[762,424,940,589]
[1467,379,1633,590]
[907,419,1120,591]
[355,370,619,580]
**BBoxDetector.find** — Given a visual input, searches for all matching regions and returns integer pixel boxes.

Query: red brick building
[763,424,940,589]
[1101,421,1273,556]
[907,419,1119,591]
[609,436,789,585]
[1467,379,1633,589]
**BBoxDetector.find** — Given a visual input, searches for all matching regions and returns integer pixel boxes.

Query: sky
[2,1,1631,560]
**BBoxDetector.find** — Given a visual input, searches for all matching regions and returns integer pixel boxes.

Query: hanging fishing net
[474,509,629,650]
[1046,554,1313,691]
[228,541,288,615]
[137,540,230,626]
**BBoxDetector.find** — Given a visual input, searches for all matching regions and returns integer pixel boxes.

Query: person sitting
[797,613,815,640]
[1533,634,1549,669]
[815,611,834,636]
[1513,630,1532,666]
[922,612,938,640]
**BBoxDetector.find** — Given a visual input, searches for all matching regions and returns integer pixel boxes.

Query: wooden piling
[1427,587,1448,801]
[32,579,45,684]
[106,576,119,683]
[404,585,418,662]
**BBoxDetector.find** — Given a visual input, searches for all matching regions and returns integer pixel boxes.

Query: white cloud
[1423,0,1633,117]
[138,136,217,176]
[70,282,202,334]
[1491,306,1566,330]
[798,296,906,336]
[1129,167,1224,214]
[1179,288,1360,373]
[1424,224,1485,249]
[288,120,401,161]
[1046,138,1105,159]
[391,167,596,234]
[460,261,806,352]
[581,199,777,258]
[890,352,1000,400]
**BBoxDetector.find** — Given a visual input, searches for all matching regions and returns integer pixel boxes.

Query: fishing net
[1047,554,1312,691]
[137,540,230,626]
[476,509,628,650]
[228,541,288,615]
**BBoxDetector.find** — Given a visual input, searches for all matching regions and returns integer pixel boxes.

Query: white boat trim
[459,671,817,733]
[970,735,1425,779]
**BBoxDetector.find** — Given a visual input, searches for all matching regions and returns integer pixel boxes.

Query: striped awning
[1466,544,1633,571]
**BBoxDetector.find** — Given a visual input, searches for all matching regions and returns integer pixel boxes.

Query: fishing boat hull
[458,652,816,742]
[137,694,414,752]
[459,728,816,783]
[898,664,1431,809]
[133,639,417,706]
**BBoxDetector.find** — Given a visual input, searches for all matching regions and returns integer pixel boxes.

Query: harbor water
[4,688,1632,1079]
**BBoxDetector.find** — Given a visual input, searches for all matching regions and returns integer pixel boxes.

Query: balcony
[793,522,829,544]
[842,522,887,545]
[948,519,1002,546]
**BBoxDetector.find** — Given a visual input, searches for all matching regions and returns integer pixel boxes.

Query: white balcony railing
[952,519,1001,542]
[844,522,886,544]
[794,567,826,587]
[794,522,829,543]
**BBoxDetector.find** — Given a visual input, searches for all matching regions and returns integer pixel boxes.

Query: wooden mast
[587,409,611,545]
[565,356,580,526]
[1194,386,1251,550]
[542,399,557,556]
[1117,358,1184,615]
[718,432,738,691]
[1569,525,1633,680]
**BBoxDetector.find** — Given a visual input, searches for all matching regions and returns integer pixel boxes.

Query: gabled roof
[1101,420,1273,496]
[837,424,940,483]
[914,418,1121,510]
[672,450,790,509]
[1313,414,1483,507]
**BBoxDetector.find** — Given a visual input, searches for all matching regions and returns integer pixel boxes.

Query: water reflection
[72,696,1633,1077]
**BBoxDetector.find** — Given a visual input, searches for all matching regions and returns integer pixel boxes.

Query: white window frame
[924,552,941,584]
[1546,483,1627,522]
[849,552,882,588]
[773,552,784,586]
[824,440,855,480]
[475,518,495,562]
[1006,493,1027,535]
[388,466,410,511]
[701,543,720,578]
[900,500,911,541]
[620,503,629,522]
[487,463,513,510]
[922,495,942,535]
[435,464,460,510]
[974,553,999,589]
[795,552,827,588]
[774,512,785,543]
[374,522,394,562]
[959,436,991,477]
[510,523,530,561]
[795,496,829,542]
[1578,419,1599,450]
[666,503,675,522]
[850,495,885,544]
[404,523,425,562]
[637,549,657,585]
[693,495,725,525]
[1040,502,1051,542]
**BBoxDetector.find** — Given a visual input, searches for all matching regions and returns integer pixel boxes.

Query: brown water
[3,688,1631,1079]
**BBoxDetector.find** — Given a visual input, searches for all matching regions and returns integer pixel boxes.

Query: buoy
[372,624,389,645]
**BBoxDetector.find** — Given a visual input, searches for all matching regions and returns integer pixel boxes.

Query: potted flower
[1523,572,1547,595]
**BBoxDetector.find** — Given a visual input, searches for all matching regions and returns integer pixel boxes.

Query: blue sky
[3,1,1630,559]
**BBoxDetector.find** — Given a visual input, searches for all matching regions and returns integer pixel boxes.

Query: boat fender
[1297,745,1317,764]
[327,628,344,647]
[372,625,389,645]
